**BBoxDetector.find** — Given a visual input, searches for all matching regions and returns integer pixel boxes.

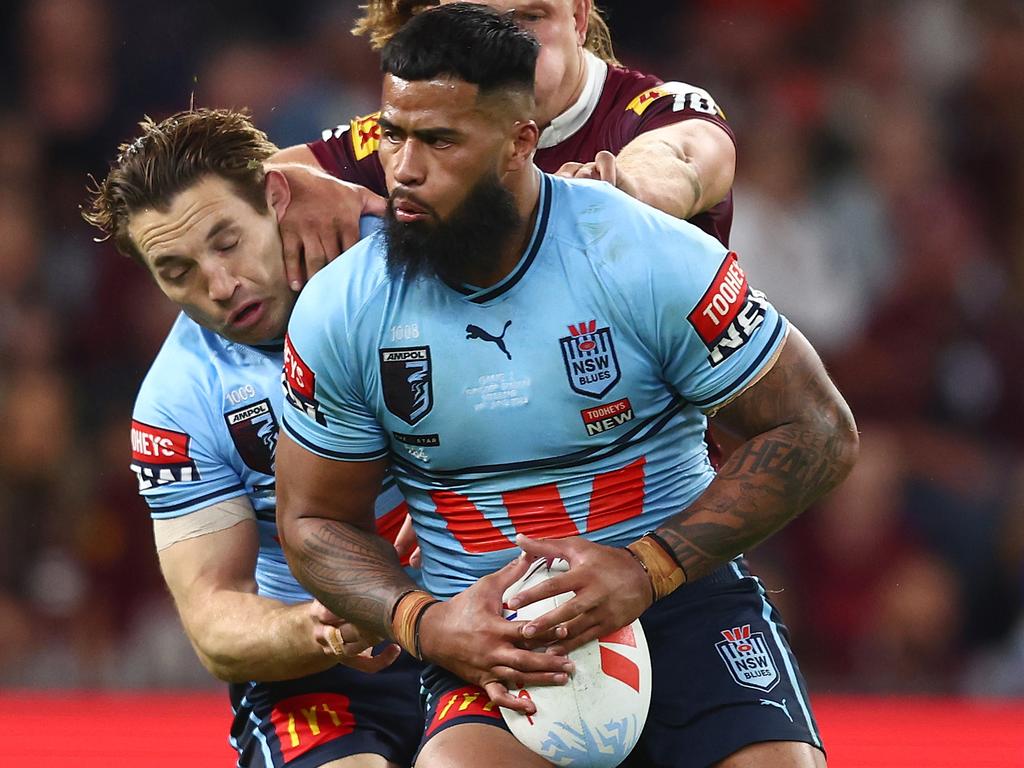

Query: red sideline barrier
[2,691,1022,766]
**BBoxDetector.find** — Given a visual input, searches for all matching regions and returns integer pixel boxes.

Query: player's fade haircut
[82,107,278,265]
[380,2,539,102]
[354,0,620,66]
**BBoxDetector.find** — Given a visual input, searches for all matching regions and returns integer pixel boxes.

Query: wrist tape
[390,590,438,659]
[626,534,686,600]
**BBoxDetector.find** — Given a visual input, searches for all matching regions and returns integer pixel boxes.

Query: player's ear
[264,169,292,223]
[573,0,591,47]
[507,119,540,173]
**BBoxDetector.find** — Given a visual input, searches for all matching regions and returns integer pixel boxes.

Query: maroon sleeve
[305,112,389,196]
[604,71,737,247]
[607,70,736,152]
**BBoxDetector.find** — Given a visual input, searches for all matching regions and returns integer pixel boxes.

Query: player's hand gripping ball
[501,558,652,767]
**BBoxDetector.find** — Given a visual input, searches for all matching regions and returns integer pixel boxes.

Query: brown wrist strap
[626,535,686,600]
[390,590,439,659]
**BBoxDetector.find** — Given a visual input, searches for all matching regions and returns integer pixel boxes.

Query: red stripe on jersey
[270,693,355,762]
[375,501,414,567]
[503,482,580,540]
[586,457,646,533]
[431,490,511,553]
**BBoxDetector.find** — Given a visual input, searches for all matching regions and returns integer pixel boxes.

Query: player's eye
[382,128,402,143]
[215,239,238,253]
[163,264,193,282]
[515,11,544,24]
[426,137,453,149]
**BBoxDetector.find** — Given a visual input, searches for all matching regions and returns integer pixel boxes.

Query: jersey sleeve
[280,264,388,461]
[306,112,388,195]
[614,206,787,413]
[131,391,248,520]
[614,79,735,150]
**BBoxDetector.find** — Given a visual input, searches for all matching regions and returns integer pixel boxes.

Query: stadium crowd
[0,0,1021,697]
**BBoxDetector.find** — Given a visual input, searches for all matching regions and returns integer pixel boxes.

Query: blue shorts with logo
[228,651,424,767]
[419,559,823,768]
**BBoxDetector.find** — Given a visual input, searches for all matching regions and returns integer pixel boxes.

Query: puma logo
[466,320,512,360]
[759,698,793,723]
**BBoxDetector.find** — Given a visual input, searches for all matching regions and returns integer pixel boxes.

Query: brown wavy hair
[353,1,620,65]
[82,108,278,264]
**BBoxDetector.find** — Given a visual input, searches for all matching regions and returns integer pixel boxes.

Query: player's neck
[468,168,542,289]
[546,48,589,126]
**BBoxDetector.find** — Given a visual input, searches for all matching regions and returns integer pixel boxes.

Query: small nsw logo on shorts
[715,624,780,692]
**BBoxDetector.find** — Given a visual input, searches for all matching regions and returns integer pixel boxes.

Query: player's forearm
[616,139,703,219]
[184,593,335,683]
[284,516,420,641]
[616,126,734,220]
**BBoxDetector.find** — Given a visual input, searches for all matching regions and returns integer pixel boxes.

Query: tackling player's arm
[276,434,574,714]
[157,499,398,683]
[515,328,858,651]
[261,146,385,290]
[557,119,735,220]
[615,119,735,219]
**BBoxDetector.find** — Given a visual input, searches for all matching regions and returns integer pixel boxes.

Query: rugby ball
[500,558,651,767]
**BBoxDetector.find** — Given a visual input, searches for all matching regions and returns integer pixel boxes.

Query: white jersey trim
[538,51,608,150]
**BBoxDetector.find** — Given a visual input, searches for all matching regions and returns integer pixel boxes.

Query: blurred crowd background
[0,0,1021,697]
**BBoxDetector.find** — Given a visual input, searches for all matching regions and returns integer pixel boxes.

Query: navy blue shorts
[419,559,823,768]
[228,651,424,767]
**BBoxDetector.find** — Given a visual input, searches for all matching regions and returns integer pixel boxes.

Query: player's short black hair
[380,2,539,97]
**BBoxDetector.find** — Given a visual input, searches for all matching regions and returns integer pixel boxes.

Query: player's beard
[383,171,523,286]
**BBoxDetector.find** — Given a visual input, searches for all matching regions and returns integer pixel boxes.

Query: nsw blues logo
[716,624,780,692]
[224,398,277,476]
[560,320,621,399]
[380,346,433,426]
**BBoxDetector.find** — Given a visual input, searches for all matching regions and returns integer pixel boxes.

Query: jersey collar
[251,339,285,353]
[537,51,609,150]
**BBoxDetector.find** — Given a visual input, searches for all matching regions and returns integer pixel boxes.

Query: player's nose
[204,261,240,301]
[392,140,425,186]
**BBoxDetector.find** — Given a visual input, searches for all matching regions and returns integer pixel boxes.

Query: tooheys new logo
[283,334,325,425]
[688,252,767,366]
[130,421,199,490]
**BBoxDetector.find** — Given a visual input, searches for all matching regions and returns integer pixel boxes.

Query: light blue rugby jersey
[130,228,407,604]
[282,173,789,599]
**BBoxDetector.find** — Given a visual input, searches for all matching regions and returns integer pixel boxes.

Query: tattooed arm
[513,326,858,651]
[275,433,572,713]
[275,435,415,635]
[654,326,859,580]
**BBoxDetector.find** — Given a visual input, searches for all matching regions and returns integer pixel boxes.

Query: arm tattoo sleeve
[291,518,420,639]
[657,334,858,582]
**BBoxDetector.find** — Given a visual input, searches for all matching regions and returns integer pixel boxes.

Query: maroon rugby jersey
[308,55,736,245]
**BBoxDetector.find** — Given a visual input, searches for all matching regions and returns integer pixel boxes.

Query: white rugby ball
[500,558,651,767]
